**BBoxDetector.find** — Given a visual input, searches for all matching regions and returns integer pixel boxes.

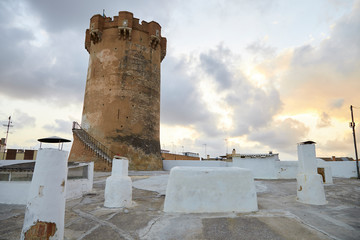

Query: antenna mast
[350,105,359,179]
[2,116,14,159]
[225,138,228,155]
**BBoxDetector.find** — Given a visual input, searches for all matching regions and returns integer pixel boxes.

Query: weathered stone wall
[161,153,200,160]
[69,11,166,170]
[68,134,111,171]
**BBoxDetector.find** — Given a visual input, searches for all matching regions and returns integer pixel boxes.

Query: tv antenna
[2,116,14,159]
[224,138,228,154]
[203,143,207,158]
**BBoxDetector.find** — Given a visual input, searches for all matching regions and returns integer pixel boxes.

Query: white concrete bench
[164,167,258,213]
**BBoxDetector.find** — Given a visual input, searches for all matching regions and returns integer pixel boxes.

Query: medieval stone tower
[69,11,166,170]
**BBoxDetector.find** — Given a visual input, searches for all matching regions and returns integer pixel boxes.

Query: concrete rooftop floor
[0,171,359,240]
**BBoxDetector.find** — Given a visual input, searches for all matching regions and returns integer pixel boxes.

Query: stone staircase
[72,122,114,165]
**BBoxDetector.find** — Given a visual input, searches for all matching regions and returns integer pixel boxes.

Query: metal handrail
[72,121,115,164]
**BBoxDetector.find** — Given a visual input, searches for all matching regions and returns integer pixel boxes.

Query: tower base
[68,134,112,171]
[68,133,163,171]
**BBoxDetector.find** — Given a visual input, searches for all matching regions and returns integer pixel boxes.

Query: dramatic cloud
[199,46,233,89]
[0,0,187,107]
[246,40,276,58]
[0,0,357,158]
[12,110,36,129]
[43,119,72,134]
[318,129,359,157]
[248,118,310,153]
[160,43,285,157]
[0,0,87,105]
[161,57,213,126]
[317,112,332,128]
[280,1,360,114]
[199,45,283,135]
[161,43,284,156]
[1,109,36,131]
[331,98,345,109]
[247,1,360,157]
[25,0,174,33]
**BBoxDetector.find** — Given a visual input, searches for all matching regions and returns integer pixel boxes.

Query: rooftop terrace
[0,171,359,240]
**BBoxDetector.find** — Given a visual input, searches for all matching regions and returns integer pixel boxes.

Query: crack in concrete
[77,224,100,240]
[275,210,341,240]
[290,214,341,240]
[247,209,340,240]
[303,209,356,231]
[73,209,133,240]
[104,211,121,221]
[64,216,81,228]
[138,216,162,238]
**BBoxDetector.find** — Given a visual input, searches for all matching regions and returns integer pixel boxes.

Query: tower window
[123,19,128,27]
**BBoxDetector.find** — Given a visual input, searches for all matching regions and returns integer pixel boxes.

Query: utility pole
[171,142,175,154]
[350,105,359,179]
[2,116,14,160]
[224,138,228,155]
[203,144,207,159]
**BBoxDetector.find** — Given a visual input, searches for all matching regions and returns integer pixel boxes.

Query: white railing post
[104,156,132,208]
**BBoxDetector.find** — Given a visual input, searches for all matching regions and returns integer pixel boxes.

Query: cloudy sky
[0,0,359,160]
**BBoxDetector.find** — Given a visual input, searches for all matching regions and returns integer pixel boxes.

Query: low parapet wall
[276,160,357,179]
[66,162,94,200]
[0,162,94,205]
[324,161,357,178]
[232,156,278,179]
[0,181,31,204]
[163,160,228,171]
[162,153,200,160]
[163,159,357,179]
[276,161,298,179]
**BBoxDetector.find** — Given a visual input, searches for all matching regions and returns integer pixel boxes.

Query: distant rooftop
[319,156,355,161]
[0,162,35,172]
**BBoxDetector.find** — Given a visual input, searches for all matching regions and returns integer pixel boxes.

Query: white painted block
[21,148,68,240]
[298,143,317,175]
[112,157,128,176]
[164,167,258,213]
[104,176,132,208]
[323,166,333,184]
[232,156,278,179]
[317,159,333,184]
[296,173,327,205]
[297,142,327,205]
[104,158,132,208]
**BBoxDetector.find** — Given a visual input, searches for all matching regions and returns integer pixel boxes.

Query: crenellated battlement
[85,11,167,60]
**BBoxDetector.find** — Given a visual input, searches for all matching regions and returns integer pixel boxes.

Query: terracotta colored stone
[69,11,166,171]
[24,221,56,240]
[68,133,112,171]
